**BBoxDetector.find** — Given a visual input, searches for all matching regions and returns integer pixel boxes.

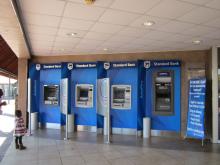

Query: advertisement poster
[186,79,206,139]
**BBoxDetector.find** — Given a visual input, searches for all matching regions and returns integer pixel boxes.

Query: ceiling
[0,0,30,58]
[0,35,18,77]
[16,0,220,56]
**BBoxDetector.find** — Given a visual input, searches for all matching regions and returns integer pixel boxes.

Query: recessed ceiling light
[192,40,202,44]
[66,32,77,37]
[143,21,155,27]
[84,0,95,5]
[103,48,108,51]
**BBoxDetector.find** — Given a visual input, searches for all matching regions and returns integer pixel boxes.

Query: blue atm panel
[145,60,181,132]
[107,62,139,130]
[71,63,97,127]
[39,68,61,125]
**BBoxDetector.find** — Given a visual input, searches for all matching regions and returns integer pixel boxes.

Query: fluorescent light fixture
[143,21,155,27]
[192,40,201,44]
[66,32,77,37]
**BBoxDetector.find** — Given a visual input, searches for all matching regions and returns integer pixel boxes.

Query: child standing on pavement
[14,110,27,150]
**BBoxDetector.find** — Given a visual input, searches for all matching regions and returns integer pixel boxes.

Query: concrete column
[17,58,28,126]
[212,47,218,143]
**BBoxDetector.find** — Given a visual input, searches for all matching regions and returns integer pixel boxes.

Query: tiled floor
[0,100,15,162]
[1,130,220,165]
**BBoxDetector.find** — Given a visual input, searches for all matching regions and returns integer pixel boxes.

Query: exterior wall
[18,58,28,126]
[30,50,210,136]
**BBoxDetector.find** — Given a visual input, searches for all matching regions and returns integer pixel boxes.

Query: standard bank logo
[67,63,73,70]
[104,62,110,70]
[36,64,41,70]
[144,61,151,69]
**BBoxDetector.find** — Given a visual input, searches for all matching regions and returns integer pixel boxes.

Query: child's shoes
[19,145,26,150]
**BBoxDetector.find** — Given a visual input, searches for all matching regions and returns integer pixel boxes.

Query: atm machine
[71,62,105,132]
[44,85,59,105]
[144,60,181,134]
[111,85,131,110]
[28,63,69,130]
[75,84,93,108]
[106,61,143,135]
[153,71,174,116]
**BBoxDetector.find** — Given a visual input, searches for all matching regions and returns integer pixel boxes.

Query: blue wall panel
[108,68,138,129]
[145,66,181,132]
[71,68,97,126]
[39,69,61,124]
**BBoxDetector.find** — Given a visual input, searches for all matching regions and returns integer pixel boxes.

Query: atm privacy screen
[44,85,59,105]
[153,71,174,116]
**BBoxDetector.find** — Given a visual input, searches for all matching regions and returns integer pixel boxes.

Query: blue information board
[186,79,206,139]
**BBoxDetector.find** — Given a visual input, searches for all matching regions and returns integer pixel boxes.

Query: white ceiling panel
[201,30,220,40]
[22,12,61,27]
[157,20,195,33]
[203,17,220,28]
[177,6,220,24]
[84,32,112,41]
[118,27,150,38]
[90,22,124,34]
[63,2,105,21]
[30,41,54,47]
[101,41,124,48]
[110,0,161,14]
[107,35,136,44]
[54,37,81,44]
[99,9,140,26]
[164,33,194,42]
[147,0,196,19]
[28,33,55,42]
[180,0,210,5]
[181,25,218,36]
[60,18,95,31]
[18,0,66,16]
[26,25,58,35]
[79,38,103,46]
[142,30,175,40]
[205,0,220,10]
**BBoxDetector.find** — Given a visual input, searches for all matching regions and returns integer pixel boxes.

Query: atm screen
[153,71,174,115]
[79,88,89,101]
[113,88,125,102]
[44,85,59,105]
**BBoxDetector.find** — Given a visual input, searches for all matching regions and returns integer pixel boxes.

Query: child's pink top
[14,117,26,136]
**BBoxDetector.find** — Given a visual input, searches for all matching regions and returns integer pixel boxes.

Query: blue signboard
[186,79,206,139]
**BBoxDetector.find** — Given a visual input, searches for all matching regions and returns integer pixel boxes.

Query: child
[14,110,27,150]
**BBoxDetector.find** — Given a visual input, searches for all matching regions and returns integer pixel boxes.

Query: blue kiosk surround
[106,61,144,135]
[144,60,181,133]
[28,60,181,136]
[71,62,106,132]
[28,63,69,129]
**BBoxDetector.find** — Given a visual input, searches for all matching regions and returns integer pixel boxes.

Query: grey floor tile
[38,158,62,165]
[61,155,85,165]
